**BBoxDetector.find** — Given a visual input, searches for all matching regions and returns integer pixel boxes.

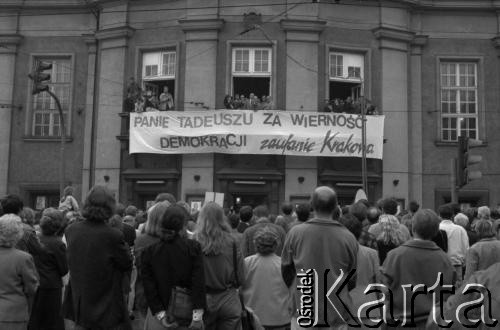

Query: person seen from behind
[141,205,206,329]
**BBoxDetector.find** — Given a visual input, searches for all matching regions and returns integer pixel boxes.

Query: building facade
[1,0,499,212]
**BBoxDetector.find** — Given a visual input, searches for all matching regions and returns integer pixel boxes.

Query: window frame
[325,46,371,102]
[141,50,177,81]
[231,47,272,77]
[26,54,74,138]
[436,57,484,144]
[328,51,364,83]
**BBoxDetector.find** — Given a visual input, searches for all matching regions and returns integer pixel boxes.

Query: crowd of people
[323,96,378,115]
[223,93,275,111]
[1,185,500,330]
[124,77,175,113]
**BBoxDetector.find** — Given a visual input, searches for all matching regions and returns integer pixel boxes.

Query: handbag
[167,286,193,321]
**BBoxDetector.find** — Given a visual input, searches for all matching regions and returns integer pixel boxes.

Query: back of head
[281,202,293,216]
[196,202,231,255]
[253,205,269,219]
[409,200,420,214]
[454,213,469,229]
[413,209,440,240]
[0,214,23,248]
[154,192,176,204]
[366,206,380,224]
[115,203,126,217]
[239,206,253,223]
[228,214,240,229]
[311,186,337,216]
[339,213,362,240]
[463,207,477,223]
[145,201,171,237]
[475,219,495,239]
[82,185,116,222]
[160,205,188,241]
[377,214,405,245]
[381,198,398,215]
[254,228,278,256]
[349,201,367,223]
[40,208,65,236]
[296,203,311,222]
[108,214,123,230]
[478,206,491,220]
[125,205,138,217]
[438,203,453,220]
[490,208,500,220]
[1,194,24,215]
[20,207,36,227]
[176,201,191,215]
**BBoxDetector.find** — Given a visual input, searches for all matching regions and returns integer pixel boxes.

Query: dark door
[233,193,269,209]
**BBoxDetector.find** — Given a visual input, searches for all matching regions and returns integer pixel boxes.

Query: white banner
[129,110,385,159]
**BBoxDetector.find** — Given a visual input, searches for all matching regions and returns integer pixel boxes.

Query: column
[81,35,97,198]
[408,35,428,204]
[373,27,414,203]
[179,18,224,200]
[93,26,134,198]
[281,19,325,200]
[0,34,22,195]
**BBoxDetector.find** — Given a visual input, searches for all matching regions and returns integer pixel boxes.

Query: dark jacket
[382,239,454,324]
[65,219,132,329]
[16,223,44,257]
[35,235,68,288]
[122,223,136,247]
[140,236,206,315]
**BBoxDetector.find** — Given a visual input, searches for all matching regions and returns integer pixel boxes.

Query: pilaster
[281,19,325,200]
[373,27,412,204]
[0,34,22,195]
[179,18,224,200]
[409,35,428,205]
[93,26,134,198]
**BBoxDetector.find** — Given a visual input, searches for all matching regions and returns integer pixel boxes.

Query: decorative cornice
[280,19,327,33]
[492,35,500,48]
[95,26,134,41]
[0,34,23,45]
[179,18,225,33]
[491,35,500,57]
[82,33,97,54]
[373,26,415,43]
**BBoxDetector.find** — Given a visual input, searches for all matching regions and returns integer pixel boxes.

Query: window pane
[32,57,71,137]
[234,50,250,73]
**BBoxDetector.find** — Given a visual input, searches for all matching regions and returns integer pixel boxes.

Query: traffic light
[457,135,483,188]
[28,61,52,95]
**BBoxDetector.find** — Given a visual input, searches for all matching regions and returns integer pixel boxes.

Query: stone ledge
[0,34,23,45]
[373,26,415,43]
[95,26,134,41]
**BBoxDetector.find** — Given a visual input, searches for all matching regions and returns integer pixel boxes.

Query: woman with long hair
[134,201,171,318]
[195,202,244,330]
[376,214,406,264]
[141,205,206,330]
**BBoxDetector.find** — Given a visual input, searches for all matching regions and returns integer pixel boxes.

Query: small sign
[190,201,202,213]
[35,196,47,210]
[204,192,225,207]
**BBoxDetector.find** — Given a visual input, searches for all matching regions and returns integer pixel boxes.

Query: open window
[141,51,176,110]
[329,52,364,103]
[231,48,272,99]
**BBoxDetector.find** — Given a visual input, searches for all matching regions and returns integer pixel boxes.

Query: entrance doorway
[233,193,269,209]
